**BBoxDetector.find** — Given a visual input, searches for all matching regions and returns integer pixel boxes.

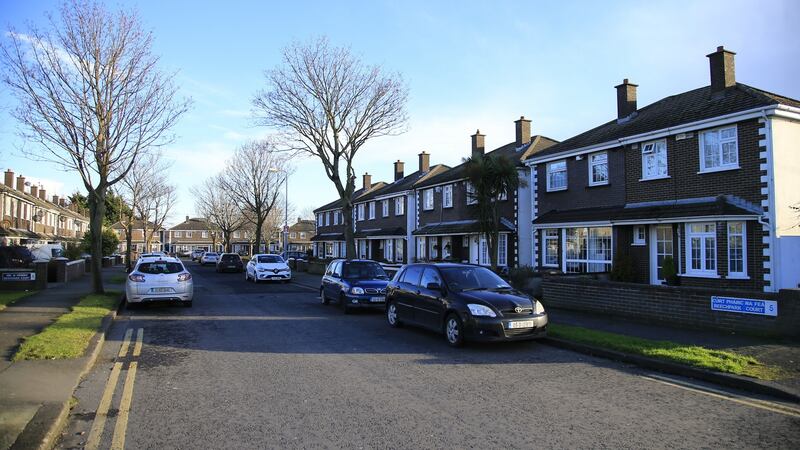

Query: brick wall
[542,276,799,337]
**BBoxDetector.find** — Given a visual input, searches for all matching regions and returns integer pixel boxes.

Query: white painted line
[641,374,800,418]
[111,361,138,450]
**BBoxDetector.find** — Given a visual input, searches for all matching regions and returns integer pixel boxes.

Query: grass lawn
[549,324,783,380]
[107,274,127,284]
[0,291,36,311]
[13,292,120,361]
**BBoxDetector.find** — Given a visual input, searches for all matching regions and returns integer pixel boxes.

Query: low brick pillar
[52,257,70,282]
[34,260,48,290]
[102,256,112,268]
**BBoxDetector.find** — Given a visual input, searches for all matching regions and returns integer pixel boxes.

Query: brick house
[1,169,89,247]
[412,118,557,267]
[312,181,386,259]
[111,220,164,255]
[352,154,448,263]
[166,217,223,254]
[285,218,315,252]
[526,46,800,293]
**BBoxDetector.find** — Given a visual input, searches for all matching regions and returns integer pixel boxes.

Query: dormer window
[699,126,738,173]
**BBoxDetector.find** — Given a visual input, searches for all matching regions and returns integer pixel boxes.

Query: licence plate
[370,296,384,303]
[152,287,172,293]
[507,320,534,329]
[227,265,236,268]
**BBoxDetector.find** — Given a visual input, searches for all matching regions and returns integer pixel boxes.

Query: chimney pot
[16,176,25,192]
[393,160,405,181]
[615,79,638,120]
[4,170,13,188]
[362,172,372,190]
[418,152,430,172]
[471,130,485,159]
[707,45,736,93]
[515,116,532,147]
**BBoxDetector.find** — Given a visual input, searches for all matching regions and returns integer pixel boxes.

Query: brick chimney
[52,195,59,205]
[615,79,638,120]
[39,188,47,201]
[16,176,25,192]
[707,46,736,93]
[393,160,405,181]
[185,215,189,222]
[30,185,38,197]
[418,152,430,172]
[59,198,66,207]
[471,130,485,159]
[362,173,372,190]
[515,116,531,147]
[4,170,13,188]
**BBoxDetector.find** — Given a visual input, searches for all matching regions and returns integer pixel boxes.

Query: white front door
[650,225,673,284]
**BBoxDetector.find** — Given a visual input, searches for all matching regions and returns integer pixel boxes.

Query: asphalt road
[57,261,800,449]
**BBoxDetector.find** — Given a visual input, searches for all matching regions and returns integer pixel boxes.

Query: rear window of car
[257,255,283,263]
[221,254,240,262]
[205,253,218,257]
[137,262,184,274]
[342,262,388,279]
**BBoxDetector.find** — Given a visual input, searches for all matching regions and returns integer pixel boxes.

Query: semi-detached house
[526,46,800,293]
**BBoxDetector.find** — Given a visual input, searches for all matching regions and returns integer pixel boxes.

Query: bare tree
[252,37,408,258]
[118,152,159,270]
[1,0,190,292]
[219,140,290,253]
[191,176,246,252]
[136,174,176,252]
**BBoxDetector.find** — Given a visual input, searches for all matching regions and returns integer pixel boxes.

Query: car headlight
[350,287,365,295]
[467,304,496,317]
[533,300,545,315]
[257,268,267,272]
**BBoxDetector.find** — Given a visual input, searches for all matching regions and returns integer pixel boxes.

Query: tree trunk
[223,232,231,253]
[87,187,107,294]
[342,203,355,259]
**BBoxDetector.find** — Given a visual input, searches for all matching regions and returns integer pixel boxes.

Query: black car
[0,246,34,268]
[216,253,244,273]
[385,263,548,347]
[280,251,308,261]
[320,259,390,314]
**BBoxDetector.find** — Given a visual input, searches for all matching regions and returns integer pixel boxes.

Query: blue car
[320,259,390,314]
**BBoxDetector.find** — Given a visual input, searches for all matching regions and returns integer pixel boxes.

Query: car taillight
[177,273,192,282]
[128,274,145,282]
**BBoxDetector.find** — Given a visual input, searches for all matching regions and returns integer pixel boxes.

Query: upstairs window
[465,182,477,205]
[547,160,567,191]
[201,231,208,238]
[333,211,339,225]
[700,126,738,172]
[175,231,182,238]
[642,140,668,180]
[368,202,375,220]
[325,212,330,226]
[443,185,453,208]
[357,204,365,221]
[589,152,608,186]
[382,199,389,217]
[317,214,323,226]
[423,189,434,210]
[395,197,404,216]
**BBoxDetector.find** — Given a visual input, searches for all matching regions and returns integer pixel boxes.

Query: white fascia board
[531,221,612,229]
[525,106,780,166]
[373,190,409,202]
[415,177,467,190]
[612,215,759,225]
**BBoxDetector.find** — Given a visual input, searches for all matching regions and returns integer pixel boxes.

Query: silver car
[200,252,220,265]
[125,257,193,307]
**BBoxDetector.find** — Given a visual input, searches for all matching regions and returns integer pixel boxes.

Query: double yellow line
[85,327,143,450]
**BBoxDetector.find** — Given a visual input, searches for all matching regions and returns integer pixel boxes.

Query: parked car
[191,249,205,261]
[320,259,391,314]
[177,249,191,258]
[385,263,548,347]
[216,253,244,273]
[125,256,193,308]
[0,246,34,268]
[245,254,291,283]
[280,251,308,262]
[199,252,220,265]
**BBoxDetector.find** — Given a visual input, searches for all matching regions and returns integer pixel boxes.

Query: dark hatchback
[320,259,391,314]
[216,253,244,273]
[385,263,548,346]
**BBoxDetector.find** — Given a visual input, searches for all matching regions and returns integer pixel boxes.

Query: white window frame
[588,152,609,186]
[186,231,193,238]
[632,225,646,246]
[498,234,508,267]
[417,237,426,260]
[727,221,747,279]
[333,211,339,225]
[175,231,182,238]
[395,197,404,216]
[699,125,739,173]
[357,204,365,221]
[317,214,323,226]
[368,202,376,220]
[479,237,489,266]
[563,227,613,273]
[466,182,477,205]
[542,229,559,267]
[423,189,434,211]
[300,232,306,239]
[685,222,718,277]
[641,139,668,180]
[290,232,296,239]
[443,184,453,208]
[546,160,567,191]
[233,231,240,239]
[201,231,208,238]
[325,212,330,226]
[382,199,389,217]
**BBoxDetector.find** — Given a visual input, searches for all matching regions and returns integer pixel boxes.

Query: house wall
[517,168,533,267]
[354,194,407,232]
[769,115,800,290]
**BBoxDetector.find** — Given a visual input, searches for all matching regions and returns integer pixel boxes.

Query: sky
[1,0,798,227]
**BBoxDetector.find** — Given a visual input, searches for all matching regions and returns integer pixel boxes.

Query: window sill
[639,175,671,182]
[681,272,720,279]
[546,187,568,193]
[587,182,609,188]
[443,205,453,209]
[725,274,750,280]
[631,242,646,246]
[698,165,740,175]
[542,264,559,268]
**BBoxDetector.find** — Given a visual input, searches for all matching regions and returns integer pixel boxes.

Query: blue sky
[1,0,798,226]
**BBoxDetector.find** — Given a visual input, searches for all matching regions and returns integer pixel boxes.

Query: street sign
[710,296,778,316]
[1,272,36,281]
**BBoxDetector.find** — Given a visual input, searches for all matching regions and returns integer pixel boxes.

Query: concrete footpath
[0,267,124,450]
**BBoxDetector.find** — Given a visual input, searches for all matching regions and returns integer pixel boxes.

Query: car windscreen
[221,254,240,262]
[439,266,511,292]
[136,262,184,274]
[342,262,388,279]
[257,255,283,263]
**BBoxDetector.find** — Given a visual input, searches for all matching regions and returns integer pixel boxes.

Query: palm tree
[464,154,524,270]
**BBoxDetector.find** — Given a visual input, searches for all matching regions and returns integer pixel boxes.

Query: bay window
[700,126,738,172]
[642,139,668,179]
[686,222,717,276]
[564,227,612,273]
[547,160,567,191]
[589,152,608,186]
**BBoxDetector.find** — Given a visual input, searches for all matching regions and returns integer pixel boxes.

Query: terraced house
[1,169,89,246]
[167,216,223,254]
[412,118,556,267]
[527,47,800,292]
[111,219,164,255]
[285,218,315,253]
[352,154,448,263]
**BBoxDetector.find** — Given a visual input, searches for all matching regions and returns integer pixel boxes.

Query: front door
[650,225,673,285]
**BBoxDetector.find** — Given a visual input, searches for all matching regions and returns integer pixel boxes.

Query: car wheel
[386,301,402,328]
[339,294,350,314]
[444,313,464,347]
[320,288,329,305]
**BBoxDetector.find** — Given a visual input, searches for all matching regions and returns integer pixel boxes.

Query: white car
[199,252,220,265]
[245,254,292,283]
[125,256,193,307]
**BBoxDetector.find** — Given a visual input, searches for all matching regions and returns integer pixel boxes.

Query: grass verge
[0,291,36,311]
[107,274,127,284]
[549,324,783,380]
[13,292,120,361]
